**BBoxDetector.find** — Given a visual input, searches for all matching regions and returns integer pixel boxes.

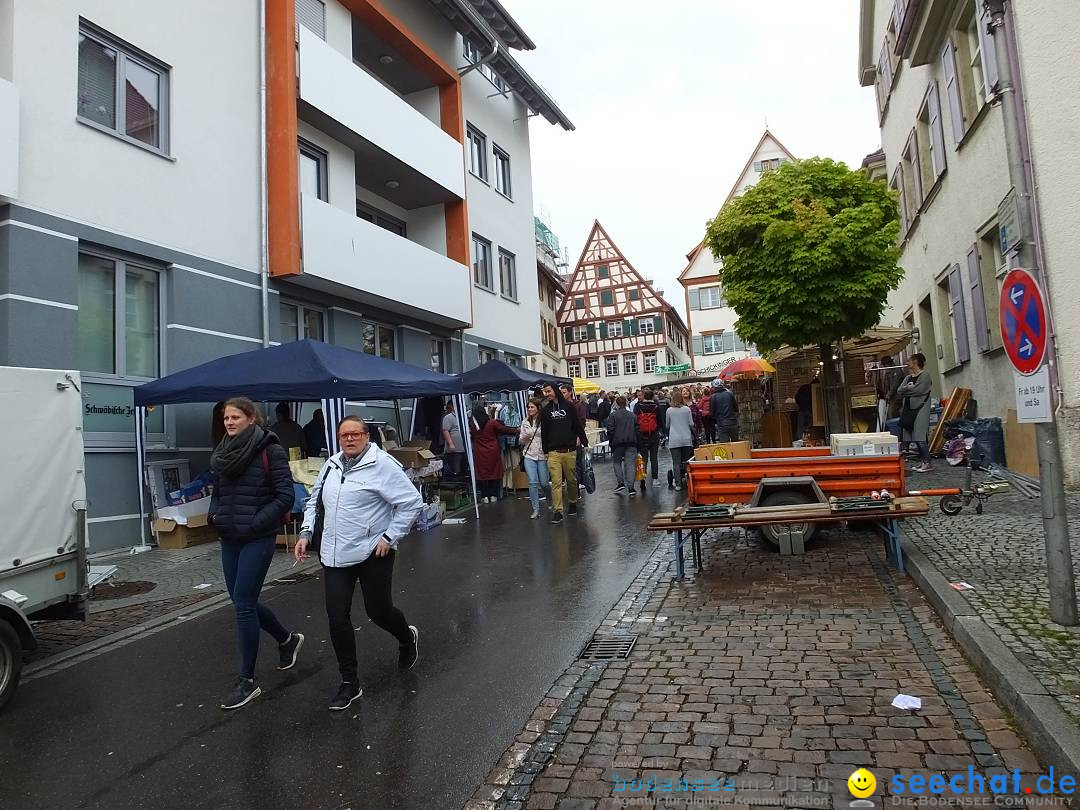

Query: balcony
[298,193,471,328]
[0,78,18,199]
[297,27,464,208]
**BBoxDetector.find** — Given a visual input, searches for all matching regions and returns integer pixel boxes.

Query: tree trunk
[818,343,848,438]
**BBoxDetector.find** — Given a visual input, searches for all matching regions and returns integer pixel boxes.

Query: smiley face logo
[848,768,876,798]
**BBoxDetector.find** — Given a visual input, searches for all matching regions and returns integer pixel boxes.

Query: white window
[623,354,638,375]
[605,356,619,376]
[78,21,169,153]
[281,301,325,343]
[466,125,488,182]
[638,317,655,335]
[472,234,493,291]
[572,325,590,342]
[493,146,512,199]
[643,352,657,373]
[703,334,724,355]
[585,358,600,378]
[78,251,160,378]
[431,339,445,373]
[607,320,623,338]
[699,286,723,309]
[299,139,328,202]
[499,249,517,300]
[568,359,581,378]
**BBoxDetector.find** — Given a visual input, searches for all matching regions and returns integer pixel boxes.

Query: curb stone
[903,537,1080,780]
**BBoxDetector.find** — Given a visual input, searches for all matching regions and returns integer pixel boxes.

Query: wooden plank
[929,387,971,454]
[1005,408,1039,478]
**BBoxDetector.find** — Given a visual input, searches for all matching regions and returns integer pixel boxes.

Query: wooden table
[648,497,930,579]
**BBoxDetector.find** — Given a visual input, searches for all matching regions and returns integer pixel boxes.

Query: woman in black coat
[207,397,303,710]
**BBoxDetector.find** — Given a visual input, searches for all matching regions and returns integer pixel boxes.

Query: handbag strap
[521,423,538,457]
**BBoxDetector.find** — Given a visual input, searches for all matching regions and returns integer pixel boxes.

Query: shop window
[78,251,160,378]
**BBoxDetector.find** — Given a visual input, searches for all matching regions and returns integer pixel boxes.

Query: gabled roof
[677,129,796,283]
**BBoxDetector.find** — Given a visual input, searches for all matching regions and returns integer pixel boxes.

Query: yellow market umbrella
[572,377,601,394]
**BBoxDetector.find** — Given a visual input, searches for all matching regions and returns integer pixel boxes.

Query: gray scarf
[210,424,266,479]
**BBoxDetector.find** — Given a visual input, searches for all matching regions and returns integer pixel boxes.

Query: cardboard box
[389,447,436,469]
[512,469,531,491]
[830,432,900,457]
[152,513,217,550]
[693,441,752,462]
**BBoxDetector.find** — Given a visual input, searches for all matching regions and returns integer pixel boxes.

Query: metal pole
[986,0,1077,625]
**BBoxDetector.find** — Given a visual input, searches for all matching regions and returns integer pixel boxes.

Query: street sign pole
[987,0,1077,625]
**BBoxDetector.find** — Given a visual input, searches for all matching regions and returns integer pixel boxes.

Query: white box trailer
[0,366,92,711]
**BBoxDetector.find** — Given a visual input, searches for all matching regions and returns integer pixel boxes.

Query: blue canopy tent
[132,340,474,550]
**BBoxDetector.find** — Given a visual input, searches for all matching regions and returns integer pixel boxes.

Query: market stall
[719,357,776,448]
[132,339,467,551]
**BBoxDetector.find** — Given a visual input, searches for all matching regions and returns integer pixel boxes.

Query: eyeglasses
[339,431,368,440]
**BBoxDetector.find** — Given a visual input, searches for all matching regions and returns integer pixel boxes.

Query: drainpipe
[458,41,498,77]
[258,0,270,347]
[985,0,1076,625]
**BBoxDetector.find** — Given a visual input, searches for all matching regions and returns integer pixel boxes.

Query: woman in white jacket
[294,415,423,711]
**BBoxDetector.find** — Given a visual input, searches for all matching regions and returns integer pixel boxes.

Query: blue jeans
[914,441,930,463]
[220,536,290,679]
[523,457,550,511]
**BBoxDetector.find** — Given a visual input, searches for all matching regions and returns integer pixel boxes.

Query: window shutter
[948,264,971,363]
[892,167,909,234]
[601,290,613,306]
[928,82,946,178]
[654,315,663,334]
[967,244,990,353]
[625,319,636,336]
[586,324,596,340]
[892,0,905,34]
[688,288,700,310]
[752,161,761,172]
[941,40,966,143]
[977,2,999,94]
[296,0,327,39]
[879,43,893,93]
[564,326,573,344]
[692,335,704,357]
[905,130,922,207]
[598,322,608,339]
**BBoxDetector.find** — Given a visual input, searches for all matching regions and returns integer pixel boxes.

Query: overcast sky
[506,0,883,319]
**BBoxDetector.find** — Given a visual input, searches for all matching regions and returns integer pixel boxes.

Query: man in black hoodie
[540,382,590,524]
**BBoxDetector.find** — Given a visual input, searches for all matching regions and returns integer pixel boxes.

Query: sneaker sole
[404,625,420,671]
[221,685,262,711]
[277,632,305,671]
[328,689,363,712]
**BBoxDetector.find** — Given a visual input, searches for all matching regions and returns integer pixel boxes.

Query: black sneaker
[639,480,646,494]
[220,676,261,711]
[568,502,578,516]
[614,485,627,495]
[329,681,362,712]
[550,510,564,524]
[277,632,305,671]
[399,625,419,670]
[667,470,675,489]
[628,488,636,497]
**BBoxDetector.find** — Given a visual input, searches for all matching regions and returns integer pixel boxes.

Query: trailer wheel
[939,495,963,516]
[0,618,23,714]
[759,491,819,546]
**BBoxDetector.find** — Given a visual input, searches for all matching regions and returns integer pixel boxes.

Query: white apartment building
[0,0,570,549]
[679,130,790,373]
[857,0,1080,478]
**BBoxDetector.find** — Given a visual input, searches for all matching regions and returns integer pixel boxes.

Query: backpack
[260,448,293,529]
[699,395,711,417]
[636,407,658,436]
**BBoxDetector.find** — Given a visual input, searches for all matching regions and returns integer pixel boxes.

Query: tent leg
[131,406,152,555]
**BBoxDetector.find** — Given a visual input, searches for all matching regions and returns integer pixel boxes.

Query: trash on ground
[193,583,212,590]
[891,694,922,710]
[949,581,975,591]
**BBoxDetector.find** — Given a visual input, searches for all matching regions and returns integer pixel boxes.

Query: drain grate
[579,634,638,661]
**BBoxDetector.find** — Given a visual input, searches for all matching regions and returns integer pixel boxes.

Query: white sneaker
[530,509,539,519]
[913,463,932,473]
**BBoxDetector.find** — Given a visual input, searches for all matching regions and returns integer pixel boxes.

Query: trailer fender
[0,598,37,652]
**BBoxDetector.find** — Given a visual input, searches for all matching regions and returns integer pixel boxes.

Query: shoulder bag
[518,425,538,472]
[308,464,334,554]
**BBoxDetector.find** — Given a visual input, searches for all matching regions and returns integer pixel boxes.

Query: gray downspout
[258,0,270,347]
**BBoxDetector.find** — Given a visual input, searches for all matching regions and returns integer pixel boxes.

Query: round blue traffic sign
[999,268,1047,375]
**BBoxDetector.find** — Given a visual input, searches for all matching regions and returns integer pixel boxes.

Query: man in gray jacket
[605,396,638,496]
[709,383,740,442]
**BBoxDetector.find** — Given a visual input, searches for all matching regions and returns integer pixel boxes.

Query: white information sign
[1014,365,1052,423]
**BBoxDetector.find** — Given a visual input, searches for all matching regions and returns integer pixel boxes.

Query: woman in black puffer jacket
[208,397,303,711]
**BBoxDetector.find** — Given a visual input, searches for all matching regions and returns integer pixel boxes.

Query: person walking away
[303,408,327,458]
[665,390,695,490]
[470,404,518,503]
[440,399,466,480]
[697,390,714,444]
[597,391,613,425]
[896,353,933,473]
[540,382,589,523]
[656,389,671,447]
[605,395,638,496]
[794,379,814,441]
[710,383,740,443]
[875,356,905,433]
[294,416,422,711]
[633,389,661,493]
[271,402,307,458]
[518,398,550,518]
[208,397,303,711]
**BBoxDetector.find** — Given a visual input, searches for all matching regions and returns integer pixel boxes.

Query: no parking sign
[1000,269,1052,423]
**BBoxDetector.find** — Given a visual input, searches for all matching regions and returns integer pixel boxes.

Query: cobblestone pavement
[903,463,1080,725]
[468,524,1065,810]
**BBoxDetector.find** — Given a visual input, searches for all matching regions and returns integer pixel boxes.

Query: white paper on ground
[949,581,975,591]
[193,583,213,590]
[892,694,922,710]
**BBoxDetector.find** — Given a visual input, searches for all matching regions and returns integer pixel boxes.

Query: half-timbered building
[558,221,691,392]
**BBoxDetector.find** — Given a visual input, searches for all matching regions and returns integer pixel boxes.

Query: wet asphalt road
[1,460,679,810]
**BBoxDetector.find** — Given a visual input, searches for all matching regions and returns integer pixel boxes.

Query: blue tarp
[458,359,568,393]
[134,339,462,405]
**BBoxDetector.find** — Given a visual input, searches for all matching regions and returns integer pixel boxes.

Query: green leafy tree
[704,157,902,432]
